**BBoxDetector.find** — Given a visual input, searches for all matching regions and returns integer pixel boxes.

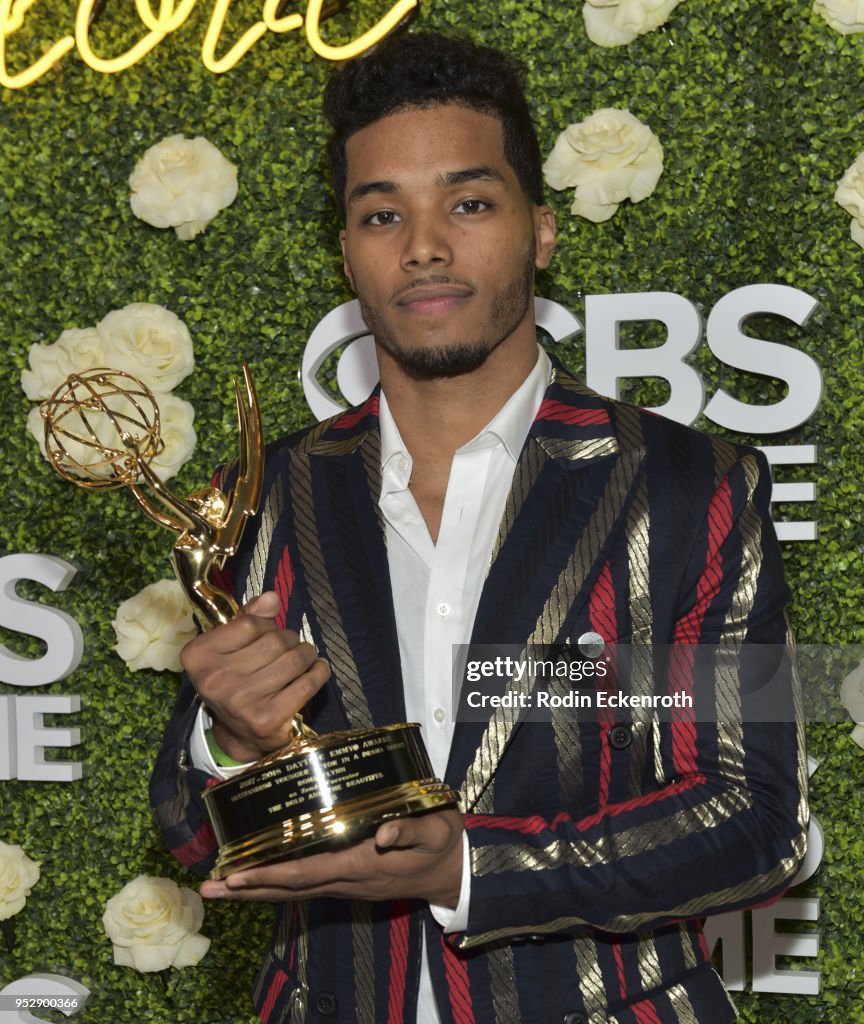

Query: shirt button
[433,707,446,724]
[396,455,407,473]
[437,602,450,616]
[608,724,632,750]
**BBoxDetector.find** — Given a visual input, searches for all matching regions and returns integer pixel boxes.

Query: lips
[395,284,473,315]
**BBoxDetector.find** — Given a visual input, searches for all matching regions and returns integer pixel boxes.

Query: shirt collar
[379,345,552,492]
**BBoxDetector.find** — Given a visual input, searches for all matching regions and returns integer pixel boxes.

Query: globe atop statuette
[39,368,163,489]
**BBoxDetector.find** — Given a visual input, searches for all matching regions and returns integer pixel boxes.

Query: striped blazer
[150,359,808,1024]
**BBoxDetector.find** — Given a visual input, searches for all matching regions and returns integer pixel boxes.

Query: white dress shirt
[192,346,552,1023]
[377,347,550,1023]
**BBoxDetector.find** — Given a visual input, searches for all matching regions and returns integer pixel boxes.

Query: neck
[377,332,538,464]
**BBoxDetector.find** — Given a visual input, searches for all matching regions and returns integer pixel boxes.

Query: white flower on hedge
[583,0,682,47]
[112,579,197,673]
[130,134,238,240]
[840,657,864,749]
[20,327,108,401]
[27,404,126,483]
[103,875,210,972]
[543,109,663,222]
[97,302,194,393]
[814,0,864,34]
[148,392,197,482]
[0,841,40,921]
[835,152,864,247]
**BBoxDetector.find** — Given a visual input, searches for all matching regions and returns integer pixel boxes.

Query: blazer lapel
[446,366,647,809]
[294,393,408,730]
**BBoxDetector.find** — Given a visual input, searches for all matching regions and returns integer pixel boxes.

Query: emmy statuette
[40,367,458,878]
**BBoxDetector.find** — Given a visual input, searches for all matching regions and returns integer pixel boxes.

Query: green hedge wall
[1,1,862,1021]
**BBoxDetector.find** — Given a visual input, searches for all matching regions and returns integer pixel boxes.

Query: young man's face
[339,103,556,378]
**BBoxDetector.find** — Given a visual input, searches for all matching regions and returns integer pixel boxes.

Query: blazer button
[608,724,632,750]
[314,991,337,1016]
[563,1013,587,1024]
[576,631,605,657]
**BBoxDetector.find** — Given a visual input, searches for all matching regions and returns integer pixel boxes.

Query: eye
[454,198,490,215]
[364,209,401,226]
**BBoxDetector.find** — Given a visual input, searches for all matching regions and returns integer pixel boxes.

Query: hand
[200,809,464,909]
[180,591,330,762]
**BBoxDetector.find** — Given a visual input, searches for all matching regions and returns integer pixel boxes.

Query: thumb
[375,819,412,849]
[242,591,281,618]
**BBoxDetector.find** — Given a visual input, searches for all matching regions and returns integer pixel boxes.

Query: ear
[339,228,356,291]
[533,206,556,270]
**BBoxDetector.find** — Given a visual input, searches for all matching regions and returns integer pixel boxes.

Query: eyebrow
[436,166,507,188]
[346,166,507,206]
[347,180,398,206]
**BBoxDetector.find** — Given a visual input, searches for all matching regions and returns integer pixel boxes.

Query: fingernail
[202,882,226,899]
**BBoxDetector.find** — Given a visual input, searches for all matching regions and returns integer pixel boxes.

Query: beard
[357,250,536,379]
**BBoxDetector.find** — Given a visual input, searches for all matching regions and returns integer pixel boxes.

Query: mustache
[390,275,475,303]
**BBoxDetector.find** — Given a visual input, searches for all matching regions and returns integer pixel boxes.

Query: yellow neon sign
[305,0,415,61]
[0,0,418,90]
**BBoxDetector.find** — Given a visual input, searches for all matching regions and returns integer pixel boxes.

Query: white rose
[27,404,127,483]
[583,0,682,47]
[130,134,238,240]
[103,875,210,972]
[0,842,40,921]
[20,327,107,401]
[840,658,864,750]
[97,302,194,393]
[840,657,864,722]
[835,153,864,247]
[543,109,663,222]
[112,579,197,673]
[814,0,864,34]
[148,393,197,482]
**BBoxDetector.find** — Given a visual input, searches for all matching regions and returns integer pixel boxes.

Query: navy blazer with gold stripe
[150,358,808,1024]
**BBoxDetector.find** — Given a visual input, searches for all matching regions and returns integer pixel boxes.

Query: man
[150,31,808,1024]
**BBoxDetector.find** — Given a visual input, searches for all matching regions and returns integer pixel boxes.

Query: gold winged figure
[128,365,264,631]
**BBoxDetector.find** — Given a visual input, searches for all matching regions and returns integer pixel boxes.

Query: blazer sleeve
[457,449,809,948]
[149,675,221,877]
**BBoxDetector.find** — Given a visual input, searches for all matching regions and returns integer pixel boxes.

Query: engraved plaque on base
[203,724,458,879]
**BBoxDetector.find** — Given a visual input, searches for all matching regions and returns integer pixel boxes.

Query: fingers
[182,622,318,702]
[375,810,461,852]
[183,590,300,663]
[179,590,331,758]
[375,821,402,849]
[219,654,330,747]
[200,811,465,905]
[242,591,282,618]
[211,629,317,685]
[226,850,361,892]
[202,845,376,901]
[202,881,294,902]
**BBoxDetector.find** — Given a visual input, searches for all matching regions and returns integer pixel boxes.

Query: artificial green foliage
[0,1,862,1021]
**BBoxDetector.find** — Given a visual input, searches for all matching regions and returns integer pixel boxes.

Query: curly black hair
[322,31,545,218]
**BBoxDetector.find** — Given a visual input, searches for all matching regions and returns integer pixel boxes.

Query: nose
[400,212,452,270]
